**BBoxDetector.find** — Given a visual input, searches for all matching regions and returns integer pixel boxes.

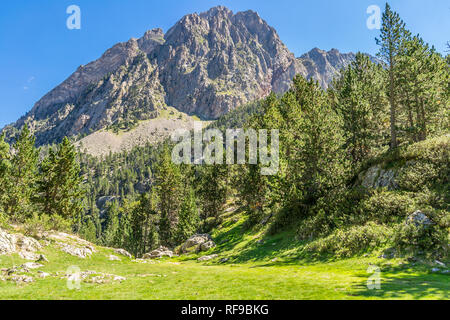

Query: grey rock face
[406,210,434,228]
[3,6,364,146]
[359,165,399,190]
[298,48,357,89]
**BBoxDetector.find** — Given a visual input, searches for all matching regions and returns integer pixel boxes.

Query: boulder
[198,254,218,261]
[200,240,216,251]
[109,255,121,261]
[113,275,126,282]
[114,248,132,258]
[19,251,40,261]
[143,246,174,259]
[181,234,215,253]
[21,262,44,270]
[406,210,433,228]
[0,228,16,254]
[38,271,50,278]
[59,243,94,258]
[48,232,97,258]
[10,275,33,283]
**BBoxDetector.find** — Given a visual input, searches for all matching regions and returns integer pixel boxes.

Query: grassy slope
[0,210,448,300]
[1,136,448,300]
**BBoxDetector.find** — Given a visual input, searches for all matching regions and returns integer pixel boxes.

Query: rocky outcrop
[143,246,174,259]
[358,165,399,190]
[61,270,126,284]
[198,254,218,261]
[0,228,42,260]
[181,234,216,253]
[114,248,132,258]
[406,210,434,228]
[2,6,365,147]
[47,232,96,258]
[21,262,44,270]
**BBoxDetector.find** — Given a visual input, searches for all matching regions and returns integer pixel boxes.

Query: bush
[268,204,307,235]
[24,212,71,237]
[305,222,394,258]
[201,216,222,233]
[0,211,7,228]
[358,190,416,224]
[297,187,368,239]
[392,210,449,259]
[397,161,440,192]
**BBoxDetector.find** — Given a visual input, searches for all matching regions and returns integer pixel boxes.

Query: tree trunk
[389,55,398,149]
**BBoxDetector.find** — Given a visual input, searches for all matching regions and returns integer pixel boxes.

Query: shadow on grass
[211,220,326,266]
[350,263,449,300]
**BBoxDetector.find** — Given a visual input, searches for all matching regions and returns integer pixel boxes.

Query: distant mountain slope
[2,6,372,146]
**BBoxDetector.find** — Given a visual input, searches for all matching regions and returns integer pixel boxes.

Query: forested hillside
[0,4,448,265]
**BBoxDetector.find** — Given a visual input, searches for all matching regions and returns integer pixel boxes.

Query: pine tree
[89,198,102,240]
[127,194,159,257]
[282,76,349,208]
[5,124,39,221]
[138,192,159,254]
[175,187,199,243]
[37,137,85,221]
[154,145,183,247]
[0,134,11,216]
[330,53,387,167]
[79,216,97,243]
[197,164,229,223]
[376,3,411,149]
[102,200,120,246]
[396,36,449,141]
[237,93,280,223]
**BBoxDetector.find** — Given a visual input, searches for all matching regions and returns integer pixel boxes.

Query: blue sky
[0,0,449,129]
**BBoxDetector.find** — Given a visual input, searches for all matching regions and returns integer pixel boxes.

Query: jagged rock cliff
[3,6,364,146]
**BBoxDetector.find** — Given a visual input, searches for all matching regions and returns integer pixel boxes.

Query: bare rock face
[153,6,304,119]
[298,48,358,89]
[358,165,399,190]
[2,6,363,147]
[0,228,42,260]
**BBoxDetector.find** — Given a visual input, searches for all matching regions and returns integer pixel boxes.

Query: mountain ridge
[2,6,375,146]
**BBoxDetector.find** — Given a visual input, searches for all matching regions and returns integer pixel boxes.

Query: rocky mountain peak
[199,5,233,19]
[138,28,165,53]
[2,6,368,147]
